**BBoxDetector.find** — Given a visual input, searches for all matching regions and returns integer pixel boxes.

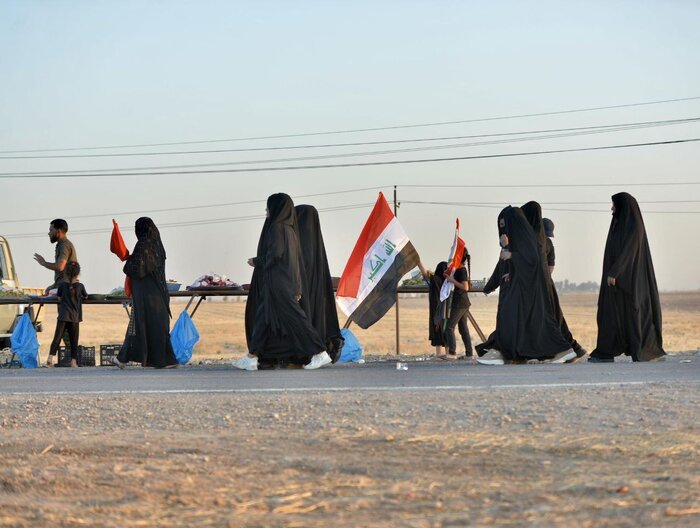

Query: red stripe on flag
[447,238,466,274]
[337,193,395,298]
[446,218,466,275]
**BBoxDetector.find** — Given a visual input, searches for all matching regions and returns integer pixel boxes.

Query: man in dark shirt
[443,248,473,359]
[33,219,78,295]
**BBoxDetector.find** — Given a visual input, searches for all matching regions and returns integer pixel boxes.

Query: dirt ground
[33,292,700,360]
[1,383,699,527]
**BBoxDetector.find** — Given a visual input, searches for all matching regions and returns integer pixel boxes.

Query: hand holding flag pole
[440,218,466,302]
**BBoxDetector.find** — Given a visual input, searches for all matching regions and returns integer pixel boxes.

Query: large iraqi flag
[336,193,419,329]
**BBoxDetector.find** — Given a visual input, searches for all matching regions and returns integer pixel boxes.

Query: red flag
[110,219,132,298]
[445,218,466,276]
[110,219,130,261]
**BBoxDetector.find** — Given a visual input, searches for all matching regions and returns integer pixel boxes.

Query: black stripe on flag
[349,242,420,329]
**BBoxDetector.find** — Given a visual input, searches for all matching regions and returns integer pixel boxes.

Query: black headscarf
[433,261,448,290]
[295,205,344,361]
[476,206,570,360]
[483,209,510,294]
[520,201,548,264]
[592,192,664,361]
[255,193,297,265]
[124,217,169,311]
[543,218,554,238]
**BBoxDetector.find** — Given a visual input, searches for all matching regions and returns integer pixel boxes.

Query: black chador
[476,206,571,361]
[246,194,326,363]
[427,261,449,347]
[520,201,583,355]
[591,193,664,362]
[295,204,344,362]
[119,217,177,368]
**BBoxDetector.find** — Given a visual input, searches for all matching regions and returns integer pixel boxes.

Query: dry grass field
[34,292,700,361]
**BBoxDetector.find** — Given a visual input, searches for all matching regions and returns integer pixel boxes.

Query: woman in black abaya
[237,193,329,370]
[116,217,177,369]
[476,206,574,365]
[590,193,664,362]
[295,204,344,363]
[521,201,585,360]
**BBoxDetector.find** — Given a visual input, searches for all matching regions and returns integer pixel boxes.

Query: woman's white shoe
[232,355,258,371]
[304,351,332,370]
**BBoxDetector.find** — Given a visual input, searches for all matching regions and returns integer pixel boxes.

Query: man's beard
[49,234,58,243]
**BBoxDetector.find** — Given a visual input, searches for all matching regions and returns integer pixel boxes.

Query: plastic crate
[57,345,96,367]
[100,344,121,366]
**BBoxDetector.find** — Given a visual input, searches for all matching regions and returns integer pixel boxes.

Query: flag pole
[394,185,400,356]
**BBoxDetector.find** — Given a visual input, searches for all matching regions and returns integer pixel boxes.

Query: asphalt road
[1,356,698,395]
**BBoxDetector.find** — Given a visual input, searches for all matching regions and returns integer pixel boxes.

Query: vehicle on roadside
[0,236,41,349]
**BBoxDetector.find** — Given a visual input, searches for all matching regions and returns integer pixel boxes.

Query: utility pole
[393,185,400,356]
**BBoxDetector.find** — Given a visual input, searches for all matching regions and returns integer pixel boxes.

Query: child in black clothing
[417,260,450,358]
[46,261,87,367]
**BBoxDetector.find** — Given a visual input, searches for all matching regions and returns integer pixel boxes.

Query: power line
[3,202,376,239]
[0,186,388,225]
[2,95,699,154]
[400,181,700,189]
[2,187,697,228]
[401,200,700,205]
[402,201,700,214]
[2,116,697,160]
[3,118,697,178]
[2,138,698,179]
[5,120,693,178]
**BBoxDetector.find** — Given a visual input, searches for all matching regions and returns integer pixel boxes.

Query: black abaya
[295,204,344,362]
[119,217,177,368]
[521,201,581,352]
[476,206,571,360]
[247,194,325,363]
[591,193,664,361]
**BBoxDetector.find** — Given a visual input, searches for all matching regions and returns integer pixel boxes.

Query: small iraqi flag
[336,193,419,329]
[439,218,466,302]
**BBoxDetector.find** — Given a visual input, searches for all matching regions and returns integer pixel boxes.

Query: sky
[1,0,699,294]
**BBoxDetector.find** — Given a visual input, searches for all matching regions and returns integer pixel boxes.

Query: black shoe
[588,356,614,363]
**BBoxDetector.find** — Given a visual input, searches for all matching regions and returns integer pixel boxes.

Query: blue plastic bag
[338,328,363,363]
[170,310,200,365]
[10,312,39,368]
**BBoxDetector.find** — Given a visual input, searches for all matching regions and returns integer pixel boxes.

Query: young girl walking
[46,261,88,367]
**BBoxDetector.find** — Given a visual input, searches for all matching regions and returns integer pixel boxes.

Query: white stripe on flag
[337,217,410,317]
[440,278,454,302]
